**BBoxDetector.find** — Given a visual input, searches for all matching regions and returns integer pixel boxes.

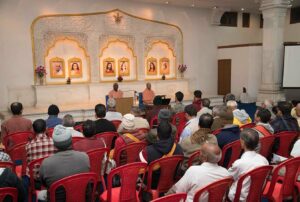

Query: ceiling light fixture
[241,8,245,11]
[165,1,169,4]
[192,0,195,7]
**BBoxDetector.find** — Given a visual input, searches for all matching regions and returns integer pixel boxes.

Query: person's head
[193,90,202,101]
[255,108,271,123]
[72,63,79,70]
[199,113,214,129]
[150,62,155,69]
[82,120,95,138]
[130,106,142,117]
[272,106,280,117]
[113,83,118,91]
[62,114,75,127]
[175,91,184,103]
[199,143,222,164]
[277,101,293,116]
[292,100,299,107]
[107,62,112,69]
[296,103,300,117]
[226,100,238,111]
[243,87,247,93]
[212,105,227,118]
[223,93,236,103]
[107,98,116,111]
[95,104,106,118]
[184,104,197,120]
[52,125,72,151]
[157,121,172,140]
[48,104,60,116]
[10,102,23,115]
[120,114,135,131]
[146,82,151,90]
[262,99,274,109]
[202,98,210,108]
[158,109,172,122]
[33,119,46,134]
[240,128,259,151]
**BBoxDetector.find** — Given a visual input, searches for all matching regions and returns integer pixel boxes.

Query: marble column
[257,0,291,103]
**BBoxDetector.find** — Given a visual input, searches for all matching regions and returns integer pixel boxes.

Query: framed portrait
[68,57,83,78]
[103,57,116,77]
[146,57,158,75]
[49,57,65,78]
[159,57,170,75]
[118,58,130,76]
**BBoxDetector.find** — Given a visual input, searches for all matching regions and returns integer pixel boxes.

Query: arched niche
[45,39,90,84]
[145,41,176,80]
[99,40,137,82]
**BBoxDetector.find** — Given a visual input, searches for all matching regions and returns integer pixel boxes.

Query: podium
[115,97,134,115]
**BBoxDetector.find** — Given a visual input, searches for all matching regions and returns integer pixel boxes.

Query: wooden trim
[218,43,262,49]
[284,42,300,46]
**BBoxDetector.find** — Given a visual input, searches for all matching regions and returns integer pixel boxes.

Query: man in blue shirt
[45,104,62,128]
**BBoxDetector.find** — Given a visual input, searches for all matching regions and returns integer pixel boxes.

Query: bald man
[142,82,155,104]
[108,83,123,99]
[166,143,230,202]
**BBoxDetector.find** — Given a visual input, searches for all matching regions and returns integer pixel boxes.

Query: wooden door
[218,59,231,95]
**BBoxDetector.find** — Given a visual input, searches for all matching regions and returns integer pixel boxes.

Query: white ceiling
[127,0,299,13]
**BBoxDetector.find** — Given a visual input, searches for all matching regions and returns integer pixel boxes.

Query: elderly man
[179,104,199,142]
[142,82,155,104]
[253,108,274,137]
[108,83,123,99]
[211,105,233,131]
[227,100,251,127]
[197,98,212,118]
[171,91,185,114]
[105,98,122,121]
[62,114,83,137]
[130,106,149,130]
[166,142,230,202]
[117,113,136,134]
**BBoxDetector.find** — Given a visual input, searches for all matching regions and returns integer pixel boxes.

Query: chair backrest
[233,165,272,202]
[49,172,97,202]
[147,155,184,194]
[150,115,159,129]
[114,142,147,167]
[175,121,187,143]
[6,143,27,164]
[275,131,298,157]
[86,148,109,181]
[0,187,18,202]
[106,162,147,202]
[71,137,85,146]
[259,135,275,158]
[111,120,122,129]
[188,151,201,168]
[264,156,300,199]
[0,162,15,172]
[74,124,83,133]
[172,112,186,127]
[240,123,255,130]
[3,131,33,150]
[152,193,187,202]
[95,132,119,150]
[218,140,242,168]
[46,128,54,137]
[193,177,233,202]
[212,129,222,136]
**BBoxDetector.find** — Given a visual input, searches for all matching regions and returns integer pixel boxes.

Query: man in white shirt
[105,98,122,121]
[166,142,230,202]
[180,104,199,142]
[62,114,83,137]
[228,128,269,201]
[197,98,212,118]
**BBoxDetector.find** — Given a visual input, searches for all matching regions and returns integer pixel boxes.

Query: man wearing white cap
[105,98,122,121]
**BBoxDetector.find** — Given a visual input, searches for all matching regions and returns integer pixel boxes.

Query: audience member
[62,114,84,137]
[223,93,236,104]
[197,98,212,117]
[291,102,300,127]
[180,113,217,172]
[211,105,233,131]
[239,87,251,103]
[94,104,116,134]
[272,105,281,118]
[228,128,269,201]
[117,114,136,134]
[192,90,202,112]
[45,104,62,128]
[105,98,122,121]
[146,96,165,123]
[261,99,276,120]
[253,109,274,137]
[291,137,300,157]
[39,125,90,201]
[142,82,155,104]
[166,143,230,202]
[171,91,185,114]
[108,83,123,99]
[179,105,198,142]
[1,102,32,142]
[227,100,252,126]
[130,107,150,130]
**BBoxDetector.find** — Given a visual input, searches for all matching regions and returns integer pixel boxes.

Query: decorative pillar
[257,0,291,103]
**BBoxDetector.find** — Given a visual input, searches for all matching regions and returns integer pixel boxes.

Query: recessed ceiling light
[165,1,169,4]
[241,8,245,11]
[213,6,217,9]
[191,4,195,7]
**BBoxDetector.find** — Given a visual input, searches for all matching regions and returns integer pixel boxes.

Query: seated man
[171,91,185,115]
[197,98,212,118]
[145,96,165,123]
[38,125,90,201]
[223,93,236,104]
[211,105,233,131]
[108,83,123,99]
[45,104,62,128]
[192,90,202,112]
[117,113,136,134]
[130,106,150,130]
[94,104,116,134]
[228,128,269,201]
[180,113,217,172]
[166,142,230,202]
[253,108,274,137]
[105,98,122,121]
[1,102,32,142]
[142,82,155,105]
[179,105,199,142]
[62,114,84,137]
[227,100,252,127]
[291,102,300,127]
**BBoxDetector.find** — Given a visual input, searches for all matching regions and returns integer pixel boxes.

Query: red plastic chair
[71,137,85,145]
[0,161,15,172]
[146,155,184,199]
[232,165,273,202]
[295,169,300,200]
[152,193,187,202]
[172,112,186,127]
[74,124,83,132]
[187,151,201,168]
[46,128,54,137]
[111,120,122,129]
[6,143,27,177]
[95,132,119,150]
[100,162,147,202]
[193,177,233,202]
[275,131,298,158]
[86,148,109,189]
[150,115,159,129]
[240,123,256,130]
[218,140,242,168]
[263,157,300,202]
[259,135,275,158]
[49,172,97,202]
[175,121,187,143]
[114,142,147,167]
[0,187,18,202]
[212,128,222,136]
[3,131,33,150]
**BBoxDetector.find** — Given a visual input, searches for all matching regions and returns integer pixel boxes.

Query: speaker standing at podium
[142,82,155,104]
[108,83,123,99]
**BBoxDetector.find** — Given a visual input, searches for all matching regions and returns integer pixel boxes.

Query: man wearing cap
[38,125,90,201]
[105,98,122,121]
[130,107,150,130]
[117,113,136,134]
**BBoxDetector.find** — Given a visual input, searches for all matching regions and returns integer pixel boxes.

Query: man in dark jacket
[94,104,116,134]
